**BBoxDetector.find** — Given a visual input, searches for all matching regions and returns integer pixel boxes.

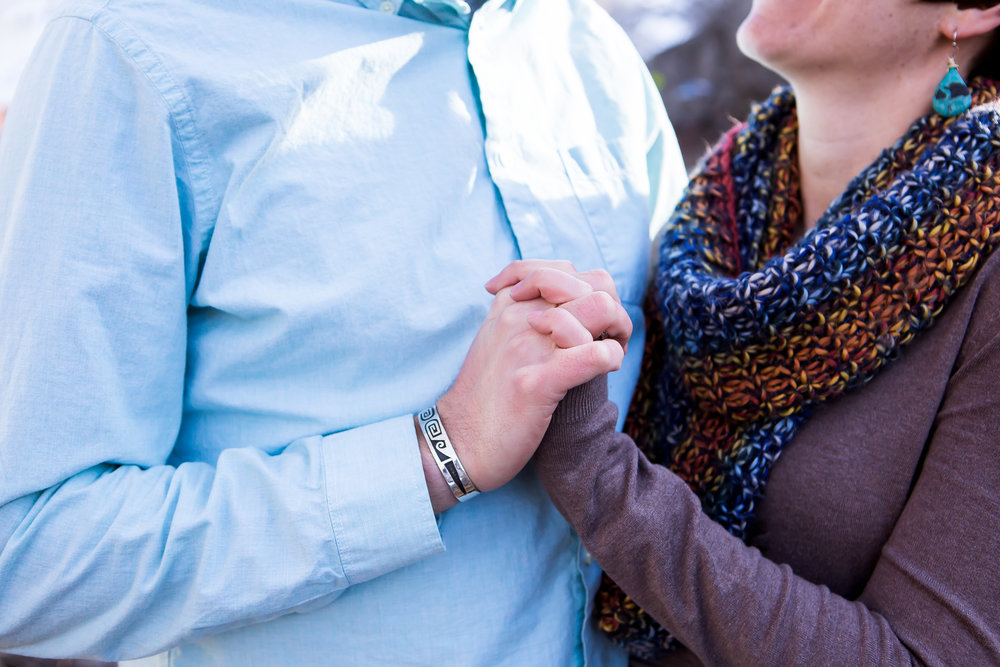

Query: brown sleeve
[856,285,1000,663]
[534,304,1000,666]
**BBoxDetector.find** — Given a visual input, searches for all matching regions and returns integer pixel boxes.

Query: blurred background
[598,0,782,167]
[0,0,779,665]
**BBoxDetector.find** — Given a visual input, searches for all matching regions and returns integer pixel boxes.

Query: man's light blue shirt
[0,0,685,663]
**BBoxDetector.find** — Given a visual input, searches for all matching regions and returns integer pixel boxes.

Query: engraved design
[417,405,480,502]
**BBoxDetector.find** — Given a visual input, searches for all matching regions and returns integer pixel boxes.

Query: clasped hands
[421,260,631,512]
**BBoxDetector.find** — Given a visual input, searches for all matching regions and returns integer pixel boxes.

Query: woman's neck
[792,66,940,232]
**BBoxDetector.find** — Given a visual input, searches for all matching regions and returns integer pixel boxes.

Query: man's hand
[420,261,631,512]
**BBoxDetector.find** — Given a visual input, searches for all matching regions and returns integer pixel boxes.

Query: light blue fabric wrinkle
[0,0,686,663]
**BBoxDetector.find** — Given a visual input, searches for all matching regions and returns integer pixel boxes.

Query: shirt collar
[354,0,494,29]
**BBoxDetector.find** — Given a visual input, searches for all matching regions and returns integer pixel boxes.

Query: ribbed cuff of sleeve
[551,376,611,425]
[321,415,445,585]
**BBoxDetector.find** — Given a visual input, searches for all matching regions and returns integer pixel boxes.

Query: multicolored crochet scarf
[598,80,1000,659]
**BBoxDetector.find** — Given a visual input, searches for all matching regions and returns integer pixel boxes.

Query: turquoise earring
[933,30,972,117]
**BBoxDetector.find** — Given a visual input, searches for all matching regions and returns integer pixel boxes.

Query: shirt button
[379,1,395,12]
[584,550,593,566]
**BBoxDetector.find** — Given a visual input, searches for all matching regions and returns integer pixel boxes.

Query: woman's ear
[940,6,1000,40]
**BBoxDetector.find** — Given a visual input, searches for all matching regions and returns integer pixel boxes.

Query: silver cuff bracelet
[417,405,480,502]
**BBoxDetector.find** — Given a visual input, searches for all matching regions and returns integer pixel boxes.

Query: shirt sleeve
[534,316,1000,667]
[0,16,442,661]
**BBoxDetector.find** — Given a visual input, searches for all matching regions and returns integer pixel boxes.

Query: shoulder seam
[70,7,220,271]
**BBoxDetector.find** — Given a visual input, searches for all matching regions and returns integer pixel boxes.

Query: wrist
[432,392,494,493]
[416,417,459,513]
[552,376,609,425]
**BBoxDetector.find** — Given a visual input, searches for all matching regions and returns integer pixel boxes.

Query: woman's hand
[487,259,631,352]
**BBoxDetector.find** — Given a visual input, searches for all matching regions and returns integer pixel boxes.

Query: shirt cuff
[552,376,611,425]
[321,414,445,585]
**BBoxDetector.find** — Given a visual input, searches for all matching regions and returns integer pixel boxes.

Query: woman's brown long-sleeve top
[533,250,1000,666]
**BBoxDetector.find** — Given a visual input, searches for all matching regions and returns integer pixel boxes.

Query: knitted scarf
[597,81,1000,659]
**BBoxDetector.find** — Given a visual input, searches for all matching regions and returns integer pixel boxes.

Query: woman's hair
[921,0,1000,79]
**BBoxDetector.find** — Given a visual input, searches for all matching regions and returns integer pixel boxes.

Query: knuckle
[581,268,616,294]
[513,366,541,395]
[581,267,612,284]
[531,268,557,289]
[497,304,525,328]
[594,289,616,310]
[588,341,612,366]
[590,291,617,321]
[491,289,514,312]
[593,341,623,370]
[532,309,558,333]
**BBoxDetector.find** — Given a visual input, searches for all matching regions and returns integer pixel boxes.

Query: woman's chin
[734,27,789,79]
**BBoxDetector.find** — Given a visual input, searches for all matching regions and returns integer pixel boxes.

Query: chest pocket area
[556,138,651,306]
[486,135,652,307]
